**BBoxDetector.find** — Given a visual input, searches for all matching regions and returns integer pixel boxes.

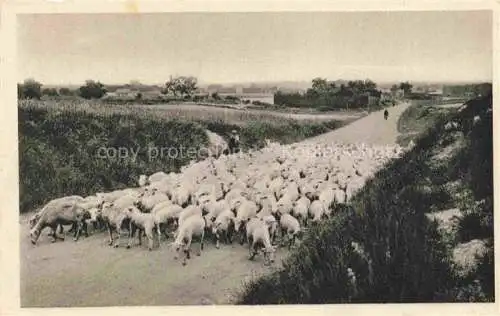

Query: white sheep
[211,210,236,249]
[232,198,259,241]
[246,218,277,265]
[268,176,285,199]
[203,198,231,222]
[153,204,184,242]
[29,196,88,245]
[151,199,173,214]
[98,202,131,248]
[178,205,203,228]
[309,200,326,222]
[334,188,347,205]
[171,182,193,207]
[225,189,247,208]
[171,214,207,266]
[277,213,301,250]
[278,182,300,201]
[255,194,277,217]
[124,206,157,251]
[276,195,294,215]
[260,214,279,245]
[148,171,168,183]
[292,196,311,226]
[318,187,336,214]
[136,190,170,212]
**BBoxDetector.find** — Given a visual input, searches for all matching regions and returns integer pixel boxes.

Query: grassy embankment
[238,96,493,303]
[19,100,350,213]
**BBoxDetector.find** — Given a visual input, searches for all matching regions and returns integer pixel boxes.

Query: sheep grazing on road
[171,214,208,266]
[246,218,277,265]
[232,198,259,243]
[30,196,90,245]
[259,214,279,245]
[212,210,236,249]
[125,206,158,251]
[99,202,131,248]
[27,133,406,270]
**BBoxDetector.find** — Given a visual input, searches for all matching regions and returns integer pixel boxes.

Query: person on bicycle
[384,109,389,120]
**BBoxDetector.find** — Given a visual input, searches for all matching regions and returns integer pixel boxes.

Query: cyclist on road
[384,109,389,120]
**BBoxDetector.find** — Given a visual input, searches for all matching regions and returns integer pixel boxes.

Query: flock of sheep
[28,138,406,266]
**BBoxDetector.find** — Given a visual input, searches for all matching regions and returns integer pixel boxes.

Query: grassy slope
[19,104,349,214]
[396,102,452,146]
[238,96,493,303]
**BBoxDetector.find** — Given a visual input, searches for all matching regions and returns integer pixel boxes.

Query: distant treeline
[274,78,389,111]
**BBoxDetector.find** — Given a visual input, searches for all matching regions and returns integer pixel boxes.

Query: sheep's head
[89,208,102,222]
[79,209,92,221]
[101,202,114,212]
[30,228,40,245]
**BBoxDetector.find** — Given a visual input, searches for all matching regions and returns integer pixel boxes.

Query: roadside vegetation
[396,101,452,146]
[238,92,493,303]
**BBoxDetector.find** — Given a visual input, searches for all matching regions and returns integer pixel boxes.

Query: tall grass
[238,96,493,303]
[19,106,209,213]
[396,102,456,146]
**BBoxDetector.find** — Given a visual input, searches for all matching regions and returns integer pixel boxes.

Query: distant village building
[202,85,275,104]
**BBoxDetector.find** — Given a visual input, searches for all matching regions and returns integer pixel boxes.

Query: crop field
[19,100,364,127]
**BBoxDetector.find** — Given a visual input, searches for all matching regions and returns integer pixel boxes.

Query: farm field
[19,100,364,127]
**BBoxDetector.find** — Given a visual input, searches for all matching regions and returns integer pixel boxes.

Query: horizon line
[19,78,492,86]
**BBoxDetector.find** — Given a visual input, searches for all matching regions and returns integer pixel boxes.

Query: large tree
[164,76,198,98]
[79,80,107,99]
[19,78,43,99]
[399,81,413,96]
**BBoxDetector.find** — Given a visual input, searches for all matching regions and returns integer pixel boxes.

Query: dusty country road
[20,103,410,307]
[305,102,410,145]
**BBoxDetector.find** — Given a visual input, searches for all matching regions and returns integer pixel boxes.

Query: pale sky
[17,11,492,85]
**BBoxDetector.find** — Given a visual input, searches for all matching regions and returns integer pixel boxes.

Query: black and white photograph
[1,0,496,311]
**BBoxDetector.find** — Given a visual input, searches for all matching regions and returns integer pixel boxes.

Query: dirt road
[305,103,410,145]
[20,103,409,307]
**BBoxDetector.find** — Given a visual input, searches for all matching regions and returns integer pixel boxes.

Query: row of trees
[274,79,415,110]
[18,79,107,100]
[275,78,385,110]
[18,76,199,101]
